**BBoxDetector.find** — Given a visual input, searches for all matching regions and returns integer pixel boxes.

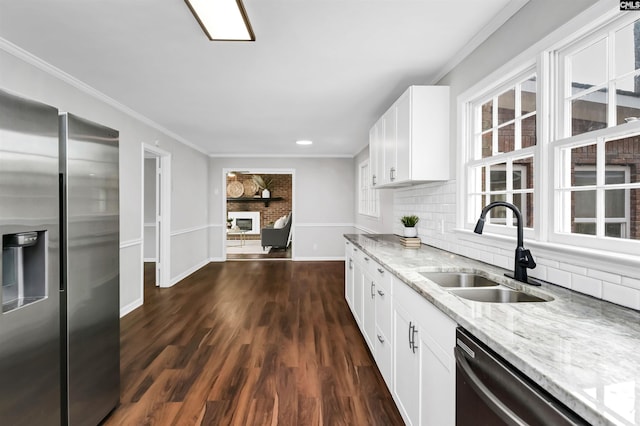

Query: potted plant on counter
[400,215,420,237]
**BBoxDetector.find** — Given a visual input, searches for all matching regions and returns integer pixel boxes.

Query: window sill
[453,228,640,280]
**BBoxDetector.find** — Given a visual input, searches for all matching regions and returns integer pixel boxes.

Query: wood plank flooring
[102,261,403,425]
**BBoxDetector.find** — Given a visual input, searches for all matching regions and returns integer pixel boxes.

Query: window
[554,134,639,243]
[558,16,640,138]
[552,14,640,248]
[461,8,640,255]
[359,159,379,217]
[467,71,537,231]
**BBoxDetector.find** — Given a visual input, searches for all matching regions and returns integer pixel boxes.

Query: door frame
[221,168,295,260]
[141,144,171,288]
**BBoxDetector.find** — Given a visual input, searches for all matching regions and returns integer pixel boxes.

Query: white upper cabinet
[370,86,450,187]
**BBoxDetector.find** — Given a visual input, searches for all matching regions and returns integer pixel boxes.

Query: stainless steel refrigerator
[0,89,120,425]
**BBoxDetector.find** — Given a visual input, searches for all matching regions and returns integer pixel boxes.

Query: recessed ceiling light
[296,140,313,146]
[184,0,255,41]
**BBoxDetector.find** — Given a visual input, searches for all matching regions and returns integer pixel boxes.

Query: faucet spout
[474,201,536,284]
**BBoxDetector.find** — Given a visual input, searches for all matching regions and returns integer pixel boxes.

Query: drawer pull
[377,289,385,296]
[377,268,384,274]
[377,334,385,344]
[364,257,370,262]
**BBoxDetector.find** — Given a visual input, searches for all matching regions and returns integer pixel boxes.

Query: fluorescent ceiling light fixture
[296,140,313,145]
[185,0,255,41]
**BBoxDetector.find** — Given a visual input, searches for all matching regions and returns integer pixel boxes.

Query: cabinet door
[382,107,397,185]
[344,243,354,311]
[392,301,420,425]
[420,334,455,426]
[395,90,411,183]
[362,271,376,352]
[369,122,382,188]
[352,260,364,327]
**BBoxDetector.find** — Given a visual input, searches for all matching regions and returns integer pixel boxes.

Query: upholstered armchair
[261,212,292,250]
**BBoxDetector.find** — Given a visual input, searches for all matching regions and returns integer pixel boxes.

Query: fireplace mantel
[226,197,283,207]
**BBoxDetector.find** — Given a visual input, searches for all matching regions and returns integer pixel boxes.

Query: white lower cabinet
[392,300,421,425]
[343,239,455,425]
[393,276,456,426]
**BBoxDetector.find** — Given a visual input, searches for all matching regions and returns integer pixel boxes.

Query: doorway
[223,169,294,260]
[142,145,171,294]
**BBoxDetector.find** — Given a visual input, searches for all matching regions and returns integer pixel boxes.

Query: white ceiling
[0,0,525,157]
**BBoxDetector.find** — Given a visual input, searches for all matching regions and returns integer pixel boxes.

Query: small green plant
[401,215,420,227]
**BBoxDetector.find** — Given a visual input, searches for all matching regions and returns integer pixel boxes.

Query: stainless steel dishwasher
[455,327,588,426]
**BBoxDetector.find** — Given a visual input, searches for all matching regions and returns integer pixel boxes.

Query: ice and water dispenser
[1,231,47,313]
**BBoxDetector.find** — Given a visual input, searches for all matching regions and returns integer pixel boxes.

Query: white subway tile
[530,265,547,281]
[558,262,587,275]
[602,282,640,310]
[546,268,572,289]
[586,269,621,284]
[622,276,640,290]
[536,257,559,268]
[572,275,602,298]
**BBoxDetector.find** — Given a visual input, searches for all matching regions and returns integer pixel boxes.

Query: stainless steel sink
[448,287,553,303]
[420,272,499,288]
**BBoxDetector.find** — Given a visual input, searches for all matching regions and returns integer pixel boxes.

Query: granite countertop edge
[344,233,640,426]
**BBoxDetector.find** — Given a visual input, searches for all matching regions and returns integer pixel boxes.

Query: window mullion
[596,138,605,237]
[607,30,616,128]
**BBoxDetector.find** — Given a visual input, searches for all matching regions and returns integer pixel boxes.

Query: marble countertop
[344,234,640,426]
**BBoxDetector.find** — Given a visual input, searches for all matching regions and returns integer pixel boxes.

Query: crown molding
[0,37,208,156]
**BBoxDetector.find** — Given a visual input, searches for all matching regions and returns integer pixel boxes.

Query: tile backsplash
[393,180,640,311]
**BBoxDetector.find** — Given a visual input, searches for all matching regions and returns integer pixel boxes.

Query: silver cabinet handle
[364,257,370,262]
[370,281,375,298]
[377,268,384,274]
[390,167,396,181]
[377,334,385,344]
[353,248,357,252]
[372,174,377,186]
[349,259,353,270]
[377,289,385,296]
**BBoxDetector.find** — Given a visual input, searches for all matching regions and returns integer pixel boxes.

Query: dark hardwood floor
[103,261,403,425]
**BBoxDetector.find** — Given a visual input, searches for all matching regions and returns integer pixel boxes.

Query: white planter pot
[403,226,417,237]
[262,188,271,198]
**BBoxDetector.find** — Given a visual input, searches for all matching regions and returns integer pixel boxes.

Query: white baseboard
[170,258,210,286]
[209,257,225,262]
[143,257,156,262]
[120,297,143,318]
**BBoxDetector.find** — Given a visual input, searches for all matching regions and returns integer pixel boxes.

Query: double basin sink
[419,272,553,303]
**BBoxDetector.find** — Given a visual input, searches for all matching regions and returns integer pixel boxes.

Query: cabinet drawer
[374,326,392,390]
[370,262,392,294]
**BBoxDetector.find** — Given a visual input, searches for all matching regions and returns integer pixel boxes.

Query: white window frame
[358,159,379,218]
[549,11,640,252]
[462,65,539,238]
[458,4,640,260]
[549,125,640,251]
[556,13,640,139]
[571,165,630,238]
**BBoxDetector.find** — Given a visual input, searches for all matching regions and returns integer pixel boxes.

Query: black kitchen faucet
[474,201,538,285]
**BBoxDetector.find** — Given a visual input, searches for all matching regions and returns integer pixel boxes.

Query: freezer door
[0,90,61,425]
[60,113,119,426]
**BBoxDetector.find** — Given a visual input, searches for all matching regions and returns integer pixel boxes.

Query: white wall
[0,43,211,316]
[143,158,156,261]
[208,157,355,260]
[386,0,640,310]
